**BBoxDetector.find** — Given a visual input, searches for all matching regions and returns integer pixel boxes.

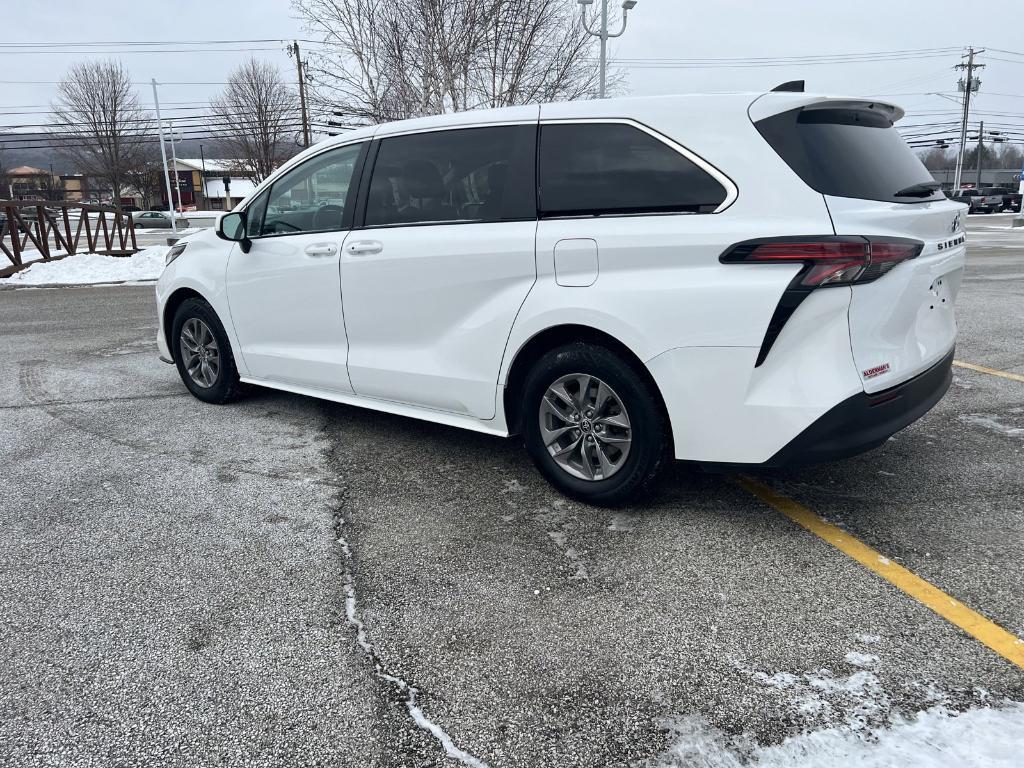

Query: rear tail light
[721,236,924,368]
[720,236,922,287]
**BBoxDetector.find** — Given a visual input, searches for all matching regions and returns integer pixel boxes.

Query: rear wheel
[522,343,668,506]
[171,298,242,404]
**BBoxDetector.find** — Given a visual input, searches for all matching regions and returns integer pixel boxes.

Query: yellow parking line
[735,475,1024,670]
[953,360,1024,383]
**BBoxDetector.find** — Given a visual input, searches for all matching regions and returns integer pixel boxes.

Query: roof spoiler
[771,80,805,93]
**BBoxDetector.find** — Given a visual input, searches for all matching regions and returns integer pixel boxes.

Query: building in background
[60,174,111,204]
[3,165,63,200]
[159,159,255,211]
[930,167,1023,190]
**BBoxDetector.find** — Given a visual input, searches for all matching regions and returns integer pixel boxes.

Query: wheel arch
[163,287,215,355]
[501,324,672,438]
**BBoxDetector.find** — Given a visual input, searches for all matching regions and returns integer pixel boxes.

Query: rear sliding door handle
[346,240,383,256]
[304,243,338,257]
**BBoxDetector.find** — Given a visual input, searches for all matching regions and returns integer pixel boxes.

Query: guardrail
[0,201,139,277]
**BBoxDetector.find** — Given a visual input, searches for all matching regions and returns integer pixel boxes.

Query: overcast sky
[2,0,1022,149]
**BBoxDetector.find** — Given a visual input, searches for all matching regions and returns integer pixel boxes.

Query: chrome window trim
[372,115,540,140]
[539,117,739,214]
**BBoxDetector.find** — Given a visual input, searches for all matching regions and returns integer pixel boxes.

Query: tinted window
[756,107,943,203]
[260,142,364,236]
[538,123,727,216]
[364,125,535,227]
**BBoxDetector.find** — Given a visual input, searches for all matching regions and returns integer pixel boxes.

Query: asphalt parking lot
[1,215,1022,766]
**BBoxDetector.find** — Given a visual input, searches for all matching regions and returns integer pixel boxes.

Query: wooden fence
[0,201,139,277]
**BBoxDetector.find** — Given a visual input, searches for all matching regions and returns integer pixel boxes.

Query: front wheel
[522,343,668,506]
[171,298,242,404]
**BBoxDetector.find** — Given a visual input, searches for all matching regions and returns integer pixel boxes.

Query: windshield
[756,106,943,204]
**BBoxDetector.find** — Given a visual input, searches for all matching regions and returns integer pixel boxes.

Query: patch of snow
[843,651,879,668]
[7,246,169,286]
[854,633,881,645]
[136,226,206,235]
[751,671,800,690]
[607,512,637,532]
[648,703,1024,768]
[960,413,1024,438]
[546,530,590,579]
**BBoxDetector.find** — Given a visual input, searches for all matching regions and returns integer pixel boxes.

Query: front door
[225,141,367,392]
[341,124,538,419]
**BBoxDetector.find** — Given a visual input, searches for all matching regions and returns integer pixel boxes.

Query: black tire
[171,297,243,404]
[521,343,669,506]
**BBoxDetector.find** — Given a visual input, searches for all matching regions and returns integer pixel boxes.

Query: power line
[0,47,288,55]
[0,38,322,47]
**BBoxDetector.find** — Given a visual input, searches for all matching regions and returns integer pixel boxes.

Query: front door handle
[305,243,338,257]
[346,240,383,256]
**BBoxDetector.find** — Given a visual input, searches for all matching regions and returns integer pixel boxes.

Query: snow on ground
[651,703,1024,768]
[6,246,168,286]
[649,646,1024,767]
[135,226,206,235]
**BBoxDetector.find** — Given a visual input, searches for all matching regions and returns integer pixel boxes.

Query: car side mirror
[216,211,252,253]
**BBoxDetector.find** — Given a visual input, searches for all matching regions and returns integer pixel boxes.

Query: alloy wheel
[179,317,220,389]
[539,373,632,481]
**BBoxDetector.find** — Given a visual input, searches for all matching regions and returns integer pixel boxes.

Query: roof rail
[771,80,805,93]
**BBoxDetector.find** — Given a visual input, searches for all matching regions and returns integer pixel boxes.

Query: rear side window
[756,107,942,203]
[363,125,536,227]
[538,123,727,216]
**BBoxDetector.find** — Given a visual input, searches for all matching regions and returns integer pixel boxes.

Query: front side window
[363,125,535,227]
[245,190,269,237]
[258,142,365,236]
[538,123,728,217]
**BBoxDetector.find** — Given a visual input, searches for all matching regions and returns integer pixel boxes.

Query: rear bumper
[762,348,953,467]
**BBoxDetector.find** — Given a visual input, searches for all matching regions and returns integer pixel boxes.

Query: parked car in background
[157,90,966,504]
[977,186,1022,213]
[132,211,189,229]
[947,188,994,213]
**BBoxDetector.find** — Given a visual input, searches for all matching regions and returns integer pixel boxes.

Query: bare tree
[50,60,151,204]
[209,59,301,182]
[123,147,166,210]
[917,146,953,171]
[291,0,604,124]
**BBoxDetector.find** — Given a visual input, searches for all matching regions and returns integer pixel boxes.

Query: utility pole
[953,47,984,191]
[291,41,311,147]
[151,79,177,236]
[579,0,638,99]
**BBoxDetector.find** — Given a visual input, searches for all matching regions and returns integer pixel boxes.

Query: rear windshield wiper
[894,181,941,198]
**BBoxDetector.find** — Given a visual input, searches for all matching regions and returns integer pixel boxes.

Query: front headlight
[165,242,188,266]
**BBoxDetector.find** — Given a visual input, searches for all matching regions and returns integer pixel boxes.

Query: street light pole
[166,121,182,214]
[151,79,177,236]
[579,0,637,99]
[975,120,984,189]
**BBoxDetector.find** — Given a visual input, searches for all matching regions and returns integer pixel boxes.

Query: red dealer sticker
[862,363,891,379]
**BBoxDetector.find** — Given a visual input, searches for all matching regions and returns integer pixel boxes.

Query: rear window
[756,106,943,203]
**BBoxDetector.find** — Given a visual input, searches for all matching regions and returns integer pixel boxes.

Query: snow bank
[7,246,169,286]
[653,703,1024,768]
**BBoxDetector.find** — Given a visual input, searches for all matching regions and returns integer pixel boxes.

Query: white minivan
[156,88,966,504]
